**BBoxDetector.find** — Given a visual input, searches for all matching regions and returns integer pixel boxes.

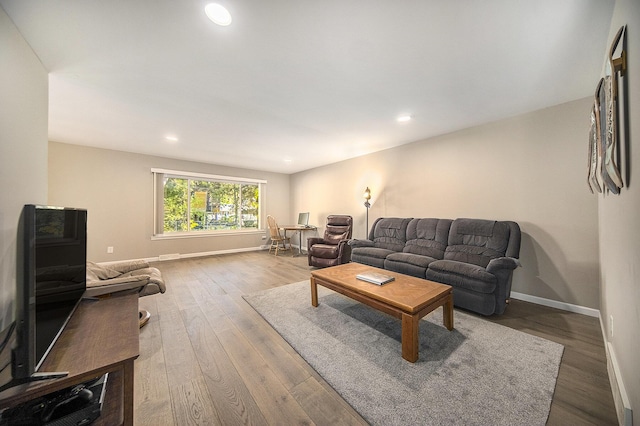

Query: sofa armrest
[348,239,374,248]
[486,257,521,273]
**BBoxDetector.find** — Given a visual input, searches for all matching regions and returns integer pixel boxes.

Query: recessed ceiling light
[165,135,179,142]
[283,158,292,164]
[205,3,232,26]
[397,115,412,123]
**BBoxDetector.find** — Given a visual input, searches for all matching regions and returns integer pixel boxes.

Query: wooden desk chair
[267,215,291,256]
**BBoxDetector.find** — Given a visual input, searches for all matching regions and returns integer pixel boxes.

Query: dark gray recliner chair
[307,215,353,268]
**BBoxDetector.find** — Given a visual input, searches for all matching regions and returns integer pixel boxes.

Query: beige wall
[292,98,600,309]
[48,142,291,262]
[599,0,640,421]
[0,6,48,329]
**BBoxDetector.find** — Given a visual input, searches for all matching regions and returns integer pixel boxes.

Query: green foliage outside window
[163,177,259,233]
[163,177,188,232]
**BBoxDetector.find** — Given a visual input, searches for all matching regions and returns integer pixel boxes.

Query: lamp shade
[364,187,371,201]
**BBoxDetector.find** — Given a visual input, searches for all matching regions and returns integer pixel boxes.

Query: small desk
[281,225,317,256]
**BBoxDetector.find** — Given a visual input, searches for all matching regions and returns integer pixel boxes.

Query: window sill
[152,229,264,240]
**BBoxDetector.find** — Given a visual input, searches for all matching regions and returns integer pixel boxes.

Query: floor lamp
[363,187,371,237]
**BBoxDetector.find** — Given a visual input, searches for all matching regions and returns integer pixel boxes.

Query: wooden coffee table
[310,262,453,362]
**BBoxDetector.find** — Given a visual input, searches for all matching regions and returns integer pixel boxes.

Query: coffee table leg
[401,313,419,363]
[443,293,454,330]
[310,278,318,307]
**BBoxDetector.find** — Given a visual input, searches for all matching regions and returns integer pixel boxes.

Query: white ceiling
[1,0,615,174]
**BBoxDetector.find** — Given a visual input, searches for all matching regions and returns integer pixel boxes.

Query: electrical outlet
[107,246,114,254]
[610,315,614,337]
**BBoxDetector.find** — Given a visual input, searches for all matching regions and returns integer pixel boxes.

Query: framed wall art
[588,25,627,195]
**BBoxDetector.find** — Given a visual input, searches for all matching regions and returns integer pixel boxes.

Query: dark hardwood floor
[134,251,618,425]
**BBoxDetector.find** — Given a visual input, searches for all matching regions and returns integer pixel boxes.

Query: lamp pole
[363,187,371,238]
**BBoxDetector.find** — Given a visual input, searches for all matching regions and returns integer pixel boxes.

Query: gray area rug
[243,281,564,426]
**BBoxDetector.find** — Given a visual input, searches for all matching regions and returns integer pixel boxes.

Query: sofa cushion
[427,259,497,294]
[352,247,395,260]
[444,219,511,267]
[351,247,395,268]
[385,260,427,278]
[385,252,438,278]
[370,217,412,251]
[403,218,451,259]
[386,252,436,268]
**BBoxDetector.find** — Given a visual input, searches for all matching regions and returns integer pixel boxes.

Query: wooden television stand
[0,292,139,426]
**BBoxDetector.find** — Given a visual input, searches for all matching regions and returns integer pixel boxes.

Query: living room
[1,1,638,425]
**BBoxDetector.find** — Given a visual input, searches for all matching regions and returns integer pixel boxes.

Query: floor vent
[158,253,181,261]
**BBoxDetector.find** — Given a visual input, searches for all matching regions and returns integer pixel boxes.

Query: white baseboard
[149,246,265,262]
[510,291,600,317]
[511,292,633,424]
[605,341,634,426]
[100,247,266,265]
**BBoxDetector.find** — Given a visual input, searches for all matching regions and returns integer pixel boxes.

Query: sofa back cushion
[369,217,412,252]
[403,218,452,260]
[444,219,513,267]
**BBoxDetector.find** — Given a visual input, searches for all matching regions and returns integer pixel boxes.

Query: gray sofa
[349,217,521,315]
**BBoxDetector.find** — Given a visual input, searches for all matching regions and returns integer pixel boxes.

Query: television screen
[13,205,87,380]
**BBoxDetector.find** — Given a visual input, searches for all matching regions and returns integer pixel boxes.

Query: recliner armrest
[308,237,325,247]
[348,239,374,248]
[486,257,521,273]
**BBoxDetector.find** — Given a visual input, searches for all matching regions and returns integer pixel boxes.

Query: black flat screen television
[10,205,87,386]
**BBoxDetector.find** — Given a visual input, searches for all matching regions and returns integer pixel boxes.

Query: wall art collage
[588,25,628,195]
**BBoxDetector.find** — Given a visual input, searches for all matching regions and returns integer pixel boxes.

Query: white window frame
[151,168,266,239]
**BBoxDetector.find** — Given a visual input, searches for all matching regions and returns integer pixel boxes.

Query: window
[152,169,265,236]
